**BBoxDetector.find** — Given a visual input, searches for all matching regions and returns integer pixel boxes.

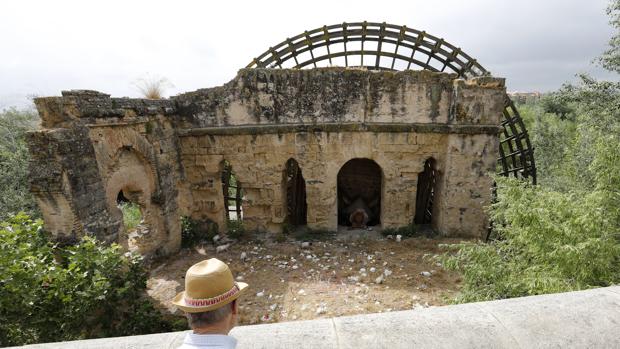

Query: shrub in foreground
[0,213,172,346]
[439,178,620,303]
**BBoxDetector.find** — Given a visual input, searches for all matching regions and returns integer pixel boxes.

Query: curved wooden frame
[247,21,536,183]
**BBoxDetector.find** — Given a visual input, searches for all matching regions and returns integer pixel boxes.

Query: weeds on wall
[132,74,174,100]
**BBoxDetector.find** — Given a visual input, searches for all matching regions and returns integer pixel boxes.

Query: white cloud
[0,0,615,108]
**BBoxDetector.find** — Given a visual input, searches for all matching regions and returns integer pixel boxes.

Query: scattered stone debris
[421,271,432,277]
[147,237,461,325]
[216,244,230,253]
[396,235,402,242]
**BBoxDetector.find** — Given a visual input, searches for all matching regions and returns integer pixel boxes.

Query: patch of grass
[292,227,336,241]
[381,224,437,239]
[227,219,245,240]
[119,202,142,231]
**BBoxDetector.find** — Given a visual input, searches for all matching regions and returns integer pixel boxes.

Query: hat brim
[172,282,248,313]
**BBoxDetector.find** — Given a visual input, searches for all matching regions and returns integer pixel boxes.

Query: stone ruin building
[27,22,536,258]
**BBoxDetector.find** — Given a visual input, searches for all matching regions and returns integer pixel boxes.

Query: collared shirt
[178,333,238,349]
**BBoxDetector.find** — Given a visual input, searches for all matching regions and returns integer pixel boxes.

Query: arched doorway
[284,159,307,226]
[415,158,437,225]
[337,158,382,228]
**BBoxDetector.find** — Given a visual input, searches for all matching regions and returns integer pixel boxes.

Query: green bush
[118,202,142,231]
[227,219,245,240]
[181,216,202,248]
[439,177,620,303]
[0,213,172,346]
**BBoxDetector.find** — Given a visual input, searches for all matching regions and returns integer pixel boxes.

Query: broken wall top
[34,68,506,132]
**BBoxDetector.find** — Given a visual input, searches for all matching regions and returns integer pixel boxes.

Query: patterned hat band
[184,284,240,307]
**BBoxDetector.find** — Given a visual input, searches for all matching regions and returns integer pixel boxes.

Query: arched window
[284,159,307,226]
[221,160,243,221]
[415,158,437,224]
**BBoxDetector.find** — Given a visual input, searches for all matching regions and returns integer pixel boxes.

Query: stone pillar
[434,77,505,237]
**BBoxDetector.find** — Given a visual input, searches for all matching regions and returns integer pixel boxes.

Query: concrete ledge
[16,286,620,349]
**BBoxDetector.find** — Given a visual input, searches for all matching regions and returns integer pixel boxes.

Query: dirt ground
[147,231,464,325]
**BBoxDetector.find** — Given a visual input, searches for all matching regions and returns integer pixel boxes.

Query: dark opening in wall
[116,190,129,204]
[221,160,243,221]
[415,158,437,224]
[337,158,382,227]
[284,158,307,226]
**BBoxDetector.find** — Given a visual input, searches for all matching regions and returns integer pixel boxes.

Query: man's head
[185,300,238,334]
[171,258,248,334]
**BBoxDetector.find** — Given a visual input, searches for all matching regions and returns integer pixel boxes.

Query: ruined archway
[105,148,161,255]
[247,21,536,184]
[415,158,438,225]
[284,158,307,226]
[337,158,382,227]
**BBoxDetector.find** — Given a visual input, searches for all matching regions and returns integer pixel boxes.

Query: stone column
[434,77,505,238]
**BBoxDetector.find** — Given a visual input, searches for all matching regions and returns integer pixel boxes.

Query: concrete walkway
[16,286,620,349]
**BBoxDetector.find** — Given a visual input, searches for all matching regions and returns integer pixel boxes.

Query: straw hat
[172,258,249,313]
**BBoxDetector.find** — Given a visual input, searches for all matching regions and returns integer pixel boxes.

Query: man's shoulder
[178,332,237,349]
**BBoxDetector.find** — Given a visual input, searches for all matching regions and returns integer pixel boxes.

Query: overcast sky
[0,0,616,109]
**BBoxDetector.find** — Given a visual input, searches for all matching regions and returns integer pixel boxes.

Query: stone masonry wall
[28,68,505,257]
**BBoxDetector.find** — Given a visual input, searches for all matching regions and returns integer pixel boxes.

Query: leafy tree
[441,0,620,302]
[601,0,620,73]
[0,107,39,220]
[539,92,575,121]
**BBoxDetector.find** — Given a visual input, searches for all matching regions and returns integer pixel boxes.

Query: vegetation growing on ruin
[132,75,174,100]
[119,202,142,232]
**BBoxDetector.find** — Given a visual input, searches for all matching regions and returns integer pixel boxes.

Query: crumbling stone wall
[29,68,505,257]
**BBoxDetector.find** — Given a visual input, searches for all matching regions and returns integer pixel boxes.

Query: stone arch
[283,158,307,226]
[104,147,162,255]
[415,157,438,225]
[337,158,383,227]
